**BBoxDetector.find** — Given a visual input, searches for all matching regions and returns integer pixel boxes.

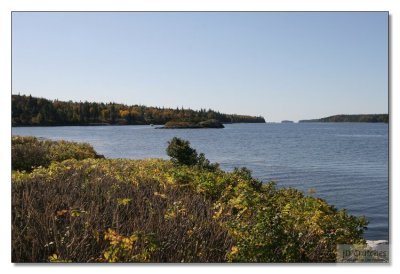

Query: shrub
[216,183,368,262]
[11,136,49,171]
[12,136,103,171]
[166,137,219,171]
[196,153,219,171]
[166,137,199,166]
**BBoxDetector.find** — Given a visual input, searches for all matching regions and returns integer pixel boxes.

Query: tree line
[12,94,266,126]
[299,114,389,123]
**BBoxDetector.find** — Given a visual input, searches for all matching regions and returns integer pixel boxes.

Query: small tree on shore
[166,137,198,166]
[166,137,219,170]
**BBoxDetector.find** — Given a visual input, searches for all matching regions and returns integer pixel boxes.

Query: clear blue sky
[12,12,388,122]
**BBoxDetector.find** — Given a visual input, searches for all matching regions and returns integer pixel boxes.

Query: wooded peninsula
[12,94,265,126]
[299,114,389,123]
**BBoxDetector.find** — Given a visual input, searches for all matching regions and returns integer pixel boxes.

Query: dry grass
[12,159,233,262]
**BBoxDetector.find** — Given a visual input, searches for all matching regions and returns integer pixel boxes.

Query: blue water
[12,123,389,240]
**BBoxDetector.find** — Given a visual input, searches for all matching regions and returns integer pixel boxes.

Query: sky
[12,12,388,122]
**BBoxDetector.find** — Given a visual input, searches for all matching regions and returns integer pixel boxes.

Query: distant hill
[12,94,266,126]
[299,114,388,123]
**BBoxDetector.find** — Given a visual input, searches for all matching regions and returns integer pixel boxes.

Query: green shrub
[216,183,368,262]
[166,137,218,171]
[12,135,103,171]
[166,137,199,166]
[11,136,49,171]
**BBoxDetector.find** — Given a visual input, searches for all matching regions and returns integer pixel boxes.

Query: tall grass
[12,159,232,262]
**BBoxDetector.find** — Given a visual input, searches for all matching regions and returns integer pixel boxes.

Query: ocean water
[12,123,389,240]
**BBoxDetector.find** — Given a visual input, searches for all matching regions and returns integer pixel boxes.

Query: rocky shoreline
[366,240,389,249]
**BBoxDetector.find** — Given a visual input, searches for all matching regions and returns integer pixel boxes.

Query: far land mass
[299,114,388,123]
[12,94,265,128]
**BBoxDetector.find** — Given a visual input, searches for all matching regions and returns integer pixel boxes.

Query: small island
[157,119,224,129]
[281,120,294,123]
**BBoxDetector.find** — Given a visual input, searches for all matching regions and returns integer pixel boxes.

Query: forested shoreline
[299,114,389,123]
[12,94,266,126]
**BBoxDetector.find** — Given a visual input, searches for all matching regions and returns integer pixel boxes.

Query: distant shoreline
[12,94,266,127]
[299,114,388,123]
[11,122,270,128]
[11,121,390,128]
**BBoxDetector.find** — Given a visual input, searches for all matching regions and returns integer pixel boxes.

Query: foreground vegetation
[12,136,103,171]
[12,136,368,263]
[12,94,265,126]
[299,114,389,123]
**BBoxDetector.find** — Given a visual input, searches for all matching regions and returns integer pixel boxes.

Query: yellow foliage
[117,198,132,206]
